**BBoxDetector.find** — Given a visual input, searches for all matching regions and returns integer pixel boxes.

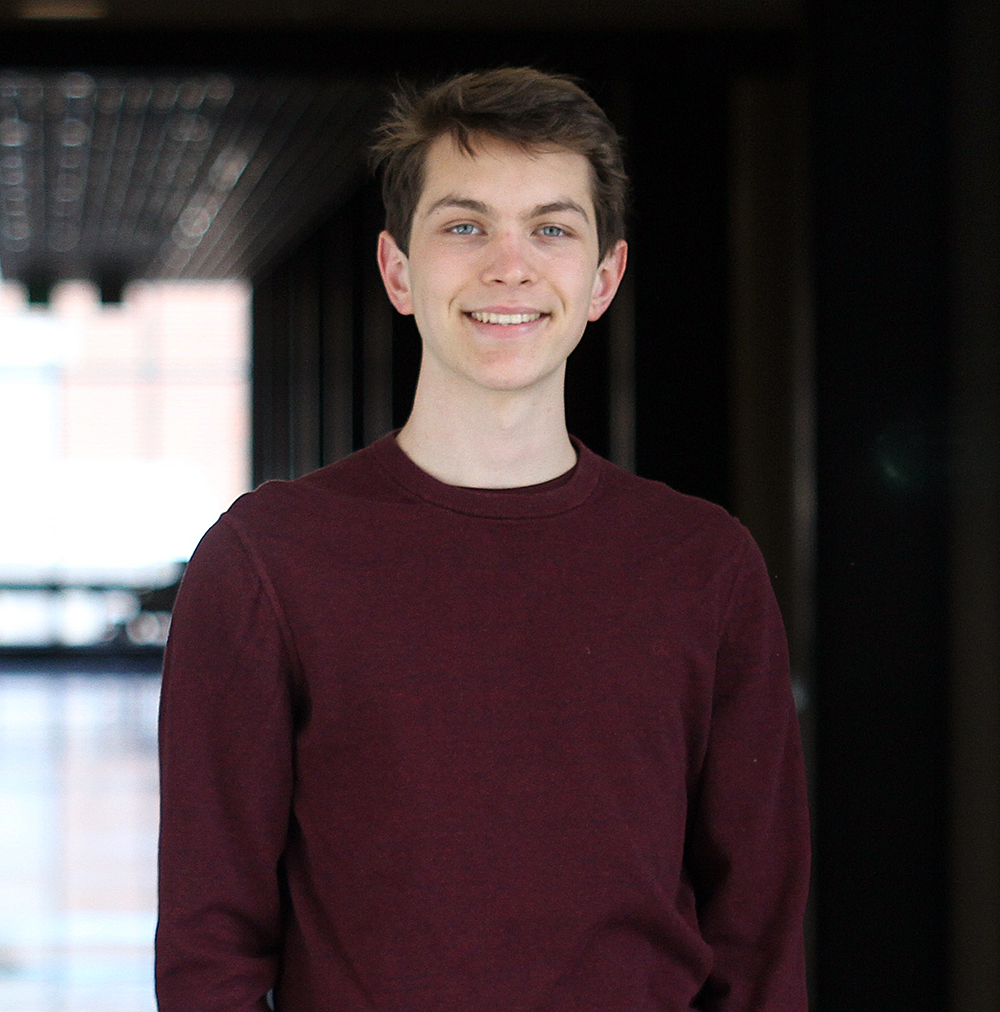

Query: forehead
[416,133,595,216]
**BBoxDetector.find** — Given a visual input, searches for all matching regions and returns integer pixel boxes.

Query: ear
[377,230,414,316]
[588,239,628,322]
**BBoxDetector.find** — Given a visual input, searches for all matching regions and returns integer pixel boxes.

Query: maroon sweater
[156,435,809,1012]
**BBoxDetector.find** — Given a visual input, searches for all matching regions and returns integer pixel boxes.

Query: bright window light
[0,278,250,646]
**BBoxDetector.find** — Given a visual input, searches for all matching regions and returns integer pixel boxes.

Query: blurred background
[0,0,996,1010]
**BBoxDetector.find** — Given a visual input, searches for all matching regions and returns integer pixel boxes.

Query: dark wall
[809,1,999,1010]
[810,1,950,1007]
[252,179,391,480]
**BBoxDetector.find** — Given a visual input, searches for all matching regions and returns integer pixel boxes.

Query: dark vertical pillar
[949,0,1000,1007]
[251,273,291,485]
[809,3,951,1009]
[320,201,358,464]
[728,75,812,646]
[287,236,323,477]
[361,182,396,444]
[631,71,731,506]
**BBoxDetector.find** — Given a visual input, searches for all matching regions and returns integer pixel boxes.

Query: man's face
[378,133,626,398]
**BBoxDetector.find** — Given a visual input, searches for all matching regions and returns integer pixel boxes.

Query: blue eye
[539,225,567,237]
[450,223,479,235]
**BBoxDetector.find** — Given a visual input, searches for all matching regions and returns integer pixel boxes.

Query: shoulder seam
[215,512,306,679]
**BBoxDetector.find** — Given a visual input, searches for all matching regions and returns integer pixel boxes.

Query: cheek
[412,284,458,331]
[416,280,450,314]
[415,259,465,307]
[554,256,600,301]
[572,278,601,318]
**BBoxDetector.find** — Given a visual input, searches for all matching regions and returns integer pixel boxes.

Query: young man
[156,68,810,1012]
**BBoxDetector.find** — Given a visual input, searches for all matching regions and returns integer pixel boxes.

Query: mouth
[467,310,544,326]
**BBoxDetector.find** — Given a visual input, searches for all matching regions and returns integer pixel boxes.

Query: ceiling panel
[0,70,382,288]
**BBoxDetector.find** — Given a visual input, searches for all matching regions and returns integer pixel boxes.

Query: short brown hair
[370,67,628,259]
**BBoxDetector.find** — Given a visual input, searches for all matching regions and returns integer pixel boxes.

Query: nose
[481,231,536,286]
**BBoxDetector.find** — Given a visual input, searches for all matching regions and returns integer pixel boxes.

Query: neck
[396,370,576,489]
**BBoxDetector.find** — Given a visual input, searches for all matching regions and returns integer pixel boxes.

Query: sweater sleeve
[155,516,297,1012]
[686,530,811,1012]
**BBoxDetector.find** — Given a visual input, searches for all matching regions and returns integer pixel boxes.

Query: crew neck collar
[371,432,602,519]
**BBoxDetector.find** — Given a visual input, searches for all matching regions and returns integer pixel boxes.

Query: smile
[468,311,543,325]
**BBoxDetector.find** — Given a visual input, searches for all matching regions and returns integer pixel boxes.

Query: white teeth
[469,311,542,325]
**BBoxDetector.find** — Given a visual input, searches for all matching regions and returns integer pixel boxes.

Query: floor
[0,670,160,1012]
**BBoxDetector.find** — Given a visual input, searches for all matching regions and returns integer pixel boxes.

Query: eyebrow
[424,195,591,223]
[425,196,489,216]
[531,200,590,222]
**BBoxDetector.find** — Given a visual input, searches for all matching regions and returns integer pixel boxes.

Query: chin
[474,372,561,395]
[465,350,568,390]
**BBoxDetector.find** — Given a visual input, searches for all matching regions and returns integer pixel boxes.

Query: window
[0,279,250,647]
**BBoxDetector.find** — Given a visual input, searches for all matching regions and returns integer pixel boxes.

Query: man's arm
[686,532,811,1011]
[156,517,296,1012]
